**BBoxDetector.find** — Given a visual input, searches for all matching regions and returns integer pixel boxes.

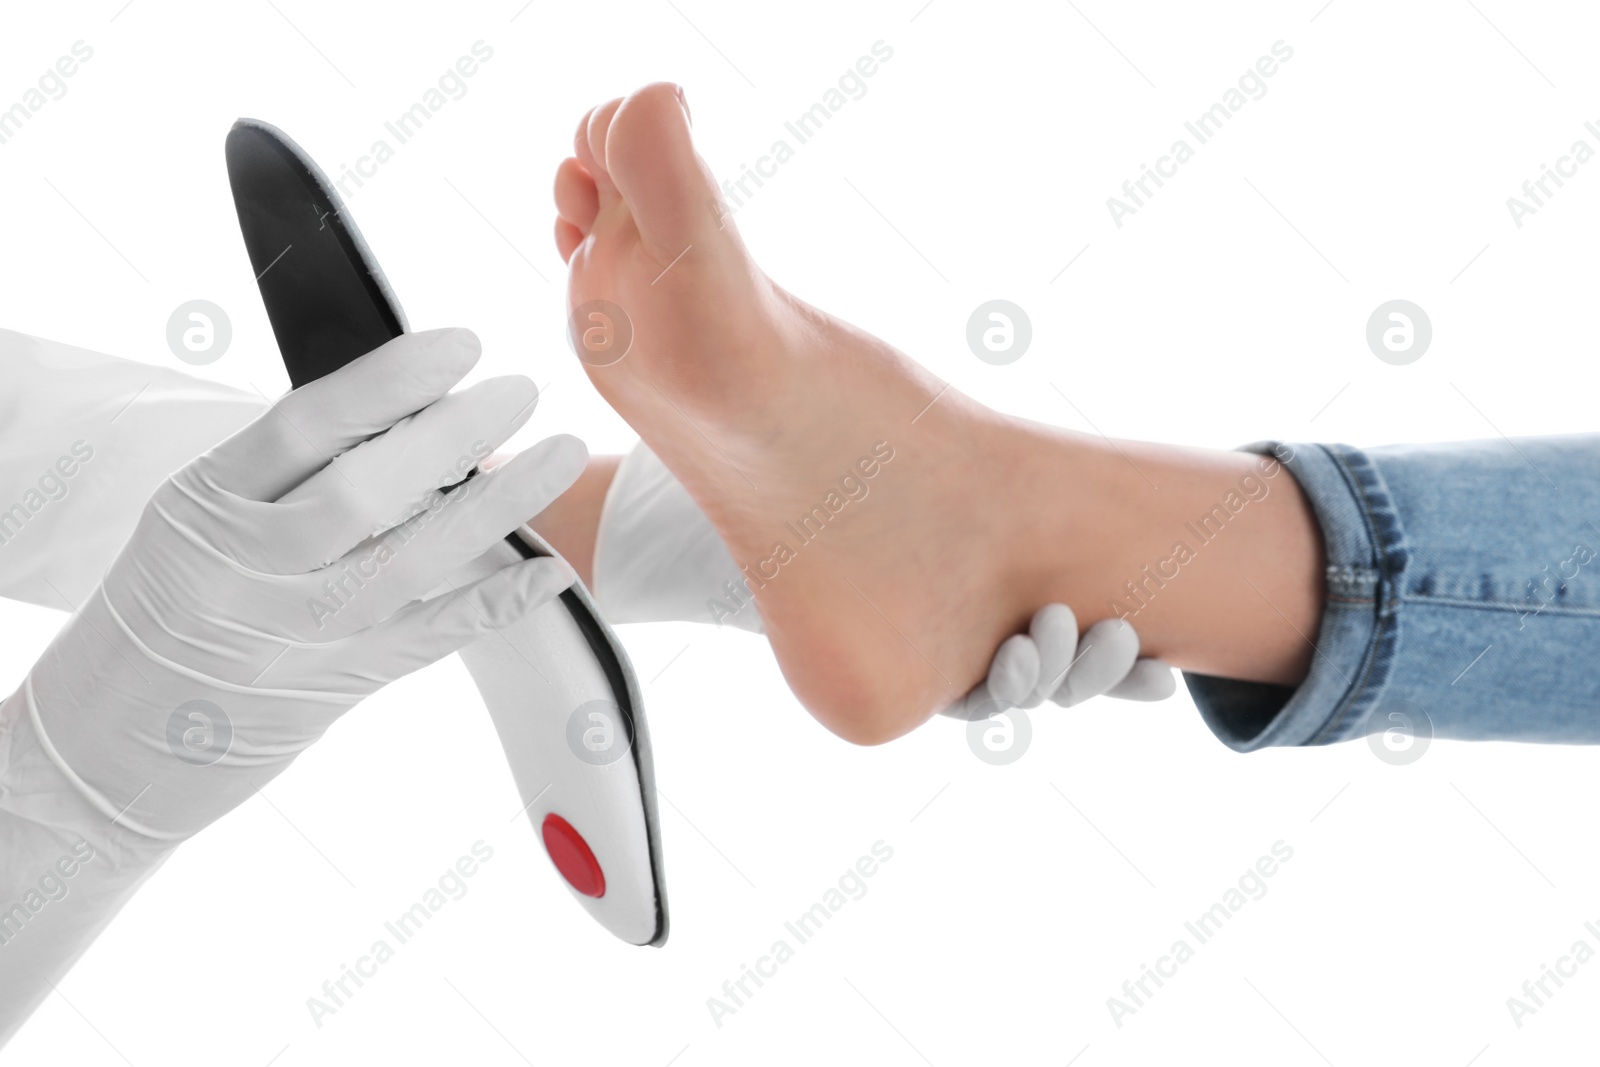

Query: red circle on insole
[541,813,606,898]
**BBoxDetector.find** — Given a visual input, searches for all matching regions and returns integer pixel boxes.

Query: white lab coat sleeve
[0,327,266,609]
[0,328,265,1045]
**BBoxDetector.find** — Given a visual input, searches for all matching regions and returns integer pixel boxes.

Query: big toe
[604,82,721,260]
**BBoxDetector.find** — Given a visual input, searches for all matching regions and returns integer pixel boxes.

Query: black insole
[225,120,405,388]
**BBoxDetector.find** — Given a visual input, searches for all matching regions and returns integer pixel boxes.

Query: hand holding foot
[527,444,1178,721]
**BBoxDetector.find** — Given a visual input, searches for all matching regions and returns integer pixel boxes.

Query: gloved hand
[19,326,586,841]
[983,604,1178,710]
[590,443,1177,715]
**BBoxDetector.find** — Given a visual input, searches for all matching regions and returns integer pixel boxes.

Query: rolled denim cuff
[1184,440,1399,752]
[1186,435,1600,750]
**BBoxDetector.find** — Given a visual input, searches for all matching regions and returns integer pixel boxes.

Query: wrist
[1,684,175,867]
[528,453,622,587]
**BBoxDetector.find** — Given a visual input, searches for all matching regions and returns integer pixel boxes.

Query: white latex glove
[983,604,1178,710]
[592,444,1176,713]
[19,326,586,842]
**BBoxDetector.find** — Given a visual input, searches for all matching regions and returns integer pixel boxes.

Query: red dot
[541,813,606,898]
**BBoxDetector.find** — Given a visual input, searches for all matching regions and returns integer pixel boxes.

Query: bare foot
[551,84,1324,743]
[551,83,1058,742]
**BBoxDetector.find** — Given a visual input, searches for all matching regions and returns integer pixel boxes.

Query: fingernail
[675,84,692,127]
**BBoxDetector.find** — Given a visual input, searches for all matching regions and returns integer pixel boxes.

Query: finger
[1053,618,1141,708]
[987,633,1038,709]
[1106,659,1179,702]
[283,373,541,549]
[939,679,1004,721]
[343,556,577,684]
[227,375,543,574]
[1026,603,1079,707]
[300,436,587,637]
[194,328,480,501]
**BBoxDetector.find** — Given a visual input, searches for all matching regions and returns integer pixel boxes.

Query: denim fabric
[1184,436,1600,751]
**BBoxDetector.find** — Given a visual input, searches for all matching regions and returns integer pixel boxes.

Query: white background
[3,0,1598,1063]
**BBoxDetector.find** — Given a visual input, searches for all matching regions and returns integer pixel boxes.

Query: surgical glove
[19,326,586,842]
[985,604,1179,710]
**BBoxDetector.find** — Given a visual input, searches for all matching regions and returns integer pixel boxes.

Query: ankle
[1000,419,1141,627]
[1006,426,1324,685]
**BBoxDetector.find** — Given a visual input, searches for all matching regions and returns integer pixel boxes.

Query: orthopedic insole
[225,119,667,946]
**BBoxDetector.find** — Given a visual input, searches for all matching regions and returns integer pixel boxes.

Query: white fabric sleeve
[0,330,261,1043]
[0,328,266,610]
[592,442,764,633]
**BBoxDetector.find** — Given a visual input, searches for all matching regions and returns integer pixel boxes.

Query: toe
[573,107,599,171]
[554,157,600,233]
[555,218,584,263]
[582,99,624,199]
[605,82,719,261]
[574,101,622,202]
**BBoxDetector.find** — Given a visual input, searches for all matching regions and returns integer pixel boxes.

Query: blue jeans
[1185,437,1600,749]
